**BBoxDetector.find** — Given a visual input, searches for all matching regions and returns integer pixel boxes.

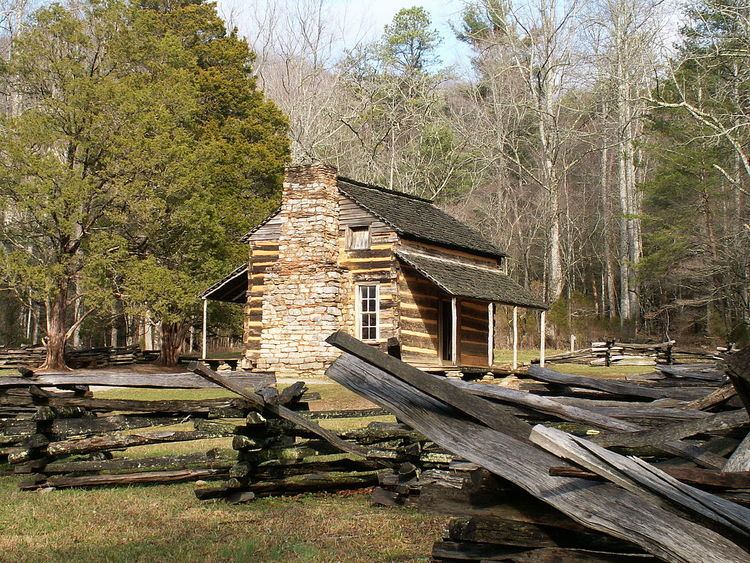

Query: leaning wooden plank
[593,409,748,449]
[723,432,750,472]
[549,465,750,490]
[0,371,276,389]
[326,332,532,441]
[448,379,641,433]
[530,425,750,539]
[325,352,748,562]
[554,397,712,421]
[526,366,702,401]
[189,362,367,457]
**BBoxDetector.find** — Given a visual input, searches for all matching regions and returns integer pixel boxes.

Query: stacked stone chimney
[256,164,344,378]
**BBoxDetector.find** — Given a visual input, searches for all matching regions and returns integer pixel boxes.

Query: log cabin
[202,163,547,378]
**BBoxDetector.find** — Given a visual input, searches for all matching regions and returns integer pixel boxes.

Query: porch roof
[201,264,248,304]
[395,250,547,310]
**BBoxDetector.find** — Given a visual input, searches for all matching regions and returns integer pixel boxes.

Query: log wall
[398,265,442,366]
[243,240,280,366]
[338,195,399,344]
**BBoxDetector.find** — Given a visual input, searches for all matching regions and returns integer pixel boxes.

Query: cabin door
[439,299,454,364]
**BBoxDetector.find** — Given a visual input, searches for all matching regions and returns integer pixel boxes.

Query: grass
[493,348,653,379]
[0,477,442,562]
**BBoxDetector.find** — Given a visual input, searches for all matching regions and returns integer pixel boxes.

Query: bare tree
[585,0,667,326]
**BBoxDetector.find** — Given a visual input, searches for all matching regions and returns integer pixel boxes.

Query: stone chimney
[257,163,344,378]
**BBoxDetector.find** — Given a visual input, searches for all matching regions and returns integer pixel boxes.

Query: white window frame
[355,283,380,342]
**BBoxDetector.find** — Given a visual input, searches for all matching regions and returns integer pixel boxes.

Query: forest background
[0,0,747,369]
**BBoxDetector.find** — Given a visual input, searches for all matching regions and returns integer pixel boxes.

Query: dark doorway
[440,299,454,363]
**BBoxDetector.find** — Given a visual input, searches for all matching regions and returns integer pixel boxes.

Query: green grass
[0,477,442,562]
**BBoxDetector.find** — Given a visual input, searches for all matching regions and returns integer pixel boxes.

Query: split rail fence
[535,340,727,367]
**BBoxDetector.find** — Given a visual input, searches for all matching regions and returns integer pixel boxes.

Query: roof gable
[337,178,506,259]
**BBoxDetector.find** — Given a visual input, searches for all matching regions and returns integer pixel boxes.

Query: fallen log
[46,429,232,456]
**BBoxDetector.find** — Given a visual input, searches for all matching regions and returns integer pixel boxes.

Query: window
[347,226,371,250]
[357,284,379,341]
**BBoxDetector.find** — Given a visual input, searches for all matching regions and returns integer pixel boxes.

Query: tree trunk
[40,283,70,371]
[159,321,187,366]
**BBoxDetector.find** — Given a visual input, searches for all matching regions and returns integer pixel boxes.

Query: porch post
[512,306,518,370]
[201,298,208,360]
[487,302,494,367]
[451,297,458,365]
[540,310,546,368]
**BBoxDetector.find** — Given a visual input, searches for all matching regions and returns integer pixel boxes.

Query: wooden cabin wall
[243,239,280,364]
[397,266,442,366]
[459,299,490,367]
[338,196,399,342]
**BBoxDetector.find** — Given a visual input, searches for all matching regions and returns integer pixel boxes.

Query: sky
[216,0,474,68]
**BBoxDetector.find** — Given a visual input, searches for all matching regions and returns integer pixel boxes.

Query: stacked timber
[185,364,453,503]
[325,331,750,562]
[0,370,277,487]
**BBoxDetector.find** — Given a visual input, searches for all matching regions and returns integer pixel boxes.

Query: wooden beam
[540,310,546,368]
[451,297,458,365]
[487,303,494,367]
[201,298,208,360]
[512,306,518,370]
[530,425,750,540]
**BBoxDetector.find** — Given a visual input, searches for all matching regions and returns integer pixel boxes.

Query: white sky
[216,0,473,68]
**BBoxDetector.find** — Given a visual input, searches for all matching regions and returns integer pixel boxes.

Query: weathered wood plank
[549,465,750,490]
[526,366,703,401]
[325,338,749,562]
[530,425,750,540]
[0,371,275,389]
[724,432,750,472]
[593,409,748,449]
[24,469,226,489]
[326,332,532,441]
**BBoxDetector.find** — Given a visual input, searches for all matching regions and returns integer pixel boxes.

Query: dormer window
[346,226,371,250]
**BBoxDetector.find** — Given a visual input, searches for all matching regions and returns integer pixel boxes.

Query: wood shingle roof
[337,178,507,259]
[395,249,547,309]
